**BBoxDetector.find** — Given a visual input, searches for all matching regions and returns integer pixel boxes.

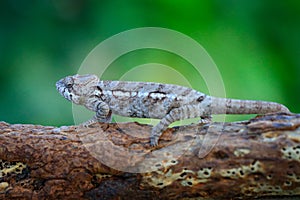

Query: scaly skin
[56,74,291,146]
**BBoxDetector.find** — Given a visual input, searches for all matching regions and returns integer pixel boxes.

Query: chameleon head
[56,74,99,105]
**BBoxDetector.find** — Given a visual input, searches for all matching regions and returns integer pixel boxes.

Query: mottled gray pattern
[56,74,291,146]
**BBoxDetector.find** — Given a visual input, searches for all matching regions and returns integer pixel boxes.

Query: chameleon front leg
[150,105,206,146]
[81,101,112,127]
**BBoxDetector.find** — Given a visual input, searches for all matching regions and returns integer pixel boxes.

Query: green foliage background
[0,0,299,126]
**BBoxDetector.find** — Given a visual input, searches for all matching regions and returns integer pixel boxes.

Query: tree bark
[0,113,300,199]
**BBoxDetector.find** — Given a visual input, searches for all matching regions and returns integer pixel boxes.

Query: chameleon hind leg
[150,104,206,146]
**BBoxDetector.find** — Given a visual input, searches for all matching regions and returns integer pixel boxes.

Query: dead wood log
[0,113,300,199]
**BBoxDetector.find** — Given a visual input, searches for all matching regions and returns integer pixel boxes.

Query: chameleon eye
[65,77,74,88]
[66,83,73,88]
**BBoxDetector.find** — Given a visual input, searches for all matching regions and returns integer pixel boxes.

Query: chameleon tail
[210,97,291,115]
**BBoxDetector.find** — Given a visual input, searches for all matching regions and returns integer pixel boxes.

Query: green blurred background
[0,0,299,126]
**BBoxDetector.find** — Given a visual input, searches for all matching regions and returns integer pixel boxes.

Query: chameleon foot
[150,136,159,147]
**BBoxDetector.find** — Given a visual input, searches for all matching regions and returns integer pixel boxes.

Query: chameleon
[56,74,291,146]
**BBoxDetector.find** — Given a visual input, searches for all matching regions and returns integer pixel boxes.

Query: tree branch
[0,113,300,199]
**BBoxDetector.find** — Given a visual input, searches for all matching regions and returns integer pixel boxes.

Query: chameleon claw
[78,122,91,128]
[79,118,98,128]
[150,136,159,147]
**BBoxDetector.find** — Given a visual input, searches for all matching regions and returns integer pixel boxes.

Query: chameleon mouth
[56,79,72,101]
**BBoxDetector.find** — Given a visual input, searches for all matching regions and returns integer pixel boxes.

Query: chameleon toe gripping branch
[56,74,291,146]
